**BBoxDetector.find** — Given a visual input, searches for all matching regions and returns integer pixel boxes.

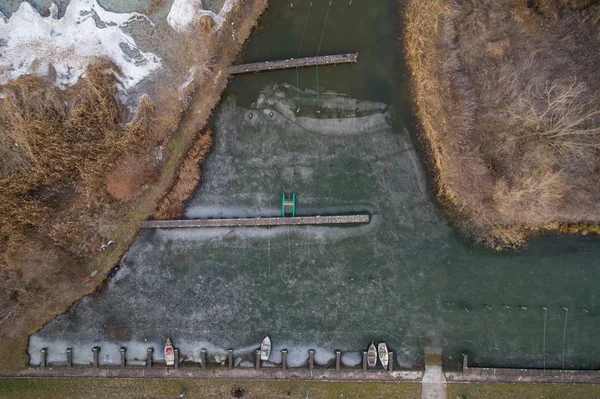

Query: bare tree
[509,79,600,160]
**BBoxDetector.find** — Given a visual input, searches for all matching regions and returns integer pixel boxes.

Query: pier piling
[308,349,315,370]
[40,348,47,368]
[281,349,288,370]
[228,349,233,370]
[174,348,179,369]
[92,347,99,368]
[255,349,261,370]
[120,347,126,368]
[389,352,394,372]
[462,353,469,372]
[201,348,207,369]
[362,350,367,371]
[335,350,341,371]
[66,348,72,368]
[146,348,153,368]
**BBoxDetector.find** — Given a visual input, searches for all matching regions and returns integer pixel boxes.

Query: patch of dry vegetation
[154,130,213,219]
[404,0,600,248]
[0,0,268,369]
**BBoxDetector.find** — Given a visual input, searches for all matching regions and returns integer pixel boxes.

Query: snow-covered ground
[0,0,239,103]
[0,0,161,91]
[167,0,237,32]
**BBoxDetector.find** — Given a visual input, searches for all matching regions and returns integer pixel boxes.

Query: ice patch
[167,0,238,32]
[0,1,161,93]
[341,351,362,367]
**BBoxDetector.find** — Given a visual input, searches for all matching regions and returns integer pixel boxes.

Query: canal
[28,0,600,370]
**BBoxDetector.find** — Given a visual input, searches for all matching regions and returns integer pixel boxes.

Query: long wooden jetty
[140,214,369,229]
[227,53,358,75]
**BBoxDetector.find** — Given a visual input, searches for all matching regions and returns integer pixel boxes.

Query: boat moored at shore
[378,342,388,370]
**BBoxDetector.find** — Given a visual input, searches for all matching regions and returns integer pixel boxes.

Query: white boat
[260,335,271,361]
[164,337,175,366]
[378,342,389,370]
[367,341,377,367]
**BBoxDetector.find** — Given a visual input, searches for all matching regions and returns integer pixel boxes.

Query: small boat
[378,342,389,370]
[367,341,377,367]
[164,337,175,366]
[260,335,271,361]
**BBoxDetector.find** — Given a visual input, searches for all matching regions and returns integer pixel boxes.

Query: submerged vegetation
[404,0,600,248]
[0,0,268,369]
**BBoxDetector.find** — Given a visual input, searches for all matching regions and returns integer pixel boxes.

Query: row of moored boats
[164,337,390,369]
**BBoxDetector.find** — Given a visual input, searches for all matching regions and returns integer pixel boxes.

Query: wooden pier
[227,53,358,75]
[140,214,369,229]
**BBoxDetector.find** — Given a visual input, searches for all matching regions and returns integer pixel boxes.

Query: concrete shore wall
[444,353,600,384]
[12,346,419,382]
[7,350,600,384]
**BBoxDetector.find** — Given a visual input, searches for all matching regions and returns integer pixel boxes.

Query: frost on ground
[168,0,238,32]
[0,0,161,92]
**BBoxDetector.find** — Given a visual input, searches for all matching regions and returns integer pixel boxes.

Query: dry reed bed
[0,0,269,369]
[404,0,600,248]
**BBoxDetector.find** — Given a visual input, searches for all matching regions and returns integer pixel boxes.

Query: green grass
[0,378,421,399]
[448,382,600,399]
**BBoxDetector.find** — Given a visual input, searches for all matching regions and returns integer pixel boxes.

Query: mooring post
[388,352,394,372]
[66,348,72,368]
[228,349,233,370]
[201,348,207,369]
[362,350,367,371]
[174,348,179,369]
[308,349,315,370]
[335,350,341,371]
[281,349,288,370]
[255,349,261,370]
[120,347,126,368]
[146,348,153,368]
[92,346,100,368]
[40,348,47,368]
[462,353,469,372]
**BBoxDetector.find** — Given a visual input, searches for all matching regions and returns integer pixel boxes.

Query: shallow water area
[28,0,600,371]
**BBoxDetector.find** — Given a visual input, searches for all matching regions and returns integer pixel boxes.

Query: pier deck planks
[140,214,369,229]
[227,53,358,75]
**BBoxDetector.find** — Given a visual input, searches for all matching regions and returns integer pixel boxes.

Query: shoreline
[403,0,600,249]
[0,0,269,371]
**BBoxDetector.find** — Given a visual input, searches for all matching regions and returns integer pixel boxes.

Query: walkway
[422,352,447,399]
[140,214,370,229]
[227,53,358,74]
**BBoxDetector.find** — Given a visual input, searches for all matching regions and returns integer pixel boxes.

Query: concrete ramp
[422,352,447,399]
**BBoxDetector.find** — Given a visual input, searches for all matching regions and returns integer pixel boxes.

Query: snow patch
[0,1,161,93]
[167,0,238,32]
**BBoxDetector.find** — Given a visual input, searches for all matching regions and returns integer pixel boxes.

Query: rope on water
[315,1,331,114]
[316,62,320,113]
[297,2,312,58]
[295,2,312,112]
[296,66,300,112]
[316,1,332,57]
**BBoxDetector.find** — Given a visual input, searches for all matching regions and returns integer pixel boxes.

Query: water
[28,0,600,370]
